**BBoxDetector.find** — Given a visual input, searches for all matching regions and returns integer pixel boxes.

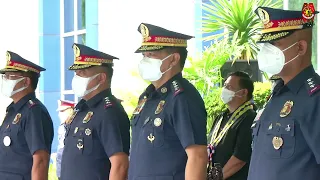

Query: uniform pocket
[135,176,173,180]
[152,117,164,148]
[82,127,93,155]
[263,119,295,159]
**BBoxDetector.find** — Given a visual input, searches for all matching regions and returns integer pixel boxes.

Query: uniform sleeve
[172,94,207,149]
[233,111,256,162]
[301,96,320,164]
[24,106,54,155]
[98,107,130,158]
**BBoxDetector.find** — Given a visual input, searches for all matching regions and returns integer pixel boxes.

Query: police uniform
[0,51,54,180]
[56,100,75,179]
[249,7,320,180]
[128,23,207,180]
[60,44,130,180]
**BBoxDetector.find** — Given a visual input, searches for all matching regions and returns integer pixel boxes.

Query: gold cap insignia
[140,24,151,42]
[155,100,165,114]
[83,111,94,123]
[12,113,21,124]
[280,100,293,118]
[6,52,11,64]
[73,44,81,58]
[257,8,270,25]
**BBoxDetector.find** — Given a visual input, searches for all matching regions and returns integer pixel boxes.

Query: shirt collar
[286,65,315,94]
[85,88,112,108]
[8,92,36,112]
[144,73,183,98]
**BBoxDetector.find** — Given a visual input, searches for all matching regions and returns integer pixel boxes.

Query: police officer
[0,51,54,180]
[60,44,130,180]
[55,100,75,180]
[249,6,320,180]
[128,23,208,180]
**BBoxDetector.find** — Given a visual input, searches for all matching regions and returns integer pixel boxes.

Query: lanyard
[210,101,253,146]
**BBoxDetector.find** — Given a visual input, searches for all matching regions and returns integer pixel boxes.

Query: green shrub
[204,82,271,133]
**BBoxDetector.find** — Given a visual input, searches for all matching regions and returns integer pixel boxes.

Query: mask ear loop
[282,42,298,52]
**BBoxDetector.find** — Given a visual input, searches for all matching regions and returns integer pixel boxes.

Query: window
[60,0,86,103]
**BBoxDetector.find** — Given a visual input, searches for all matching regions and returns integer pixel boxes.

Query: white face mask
[220,87,243,104]
[1,77,27,98]
[72,74,100,98]
[221,87,236,104]
[257,42,299,75]
[138,54,172,82]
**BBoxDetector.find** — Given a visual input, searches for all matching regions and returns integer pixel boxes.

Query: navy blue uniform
[61,89,130,180]
[249,66,320,180]
[0,92,54,180]
[128,73,207,180]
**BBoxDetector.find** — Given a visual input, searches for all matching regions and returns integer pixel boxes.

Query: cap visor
[68,64,94,70]
[257,31,294,43]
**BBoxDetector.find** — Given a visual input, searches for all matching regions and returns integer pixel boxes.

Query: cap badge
[257,8,270,24]
[6,52,11,64]
[140,24,151,42]
[302,3,316,22]
[73,44,81,58]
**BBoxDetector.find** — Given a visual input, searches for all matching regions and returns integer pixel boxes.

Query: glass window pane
[64,0,74,32]
[77,0,86,30]
[63,36,75,91]
[64,94,75,102]
[77,34,86,45]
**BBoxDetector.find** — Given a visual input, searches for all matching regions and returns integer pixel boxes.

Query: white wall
[0,0,39,123]
[98,0,196,94]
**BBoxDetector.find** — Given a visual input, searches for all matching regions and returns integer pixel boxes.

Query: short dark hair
[164,47,188,68]
[227,71,254,100]
[100,64,113,85]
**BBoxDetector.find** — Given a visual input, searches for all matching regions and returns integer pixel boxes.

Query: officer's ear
[297,40,308,56]
[24,77,31,88]
[98,73,107,84]
[171,53,180,67]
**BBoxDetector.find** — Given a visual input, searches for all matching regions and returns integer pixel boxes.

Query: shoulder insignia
[171,80,184,96]
[104,97,114,109]
[28,100,37,108]
[306,77,320,96]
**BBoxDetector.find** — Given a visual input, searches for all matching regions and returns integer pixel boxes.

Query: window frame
[60,0,86,103]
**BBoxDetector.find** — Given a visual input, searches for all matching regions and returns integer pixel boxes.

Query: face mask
[138,54,172,82]
[1,77,27,98]
[220,88,236,104]
[257,42,299,75]
[72,74,100,97]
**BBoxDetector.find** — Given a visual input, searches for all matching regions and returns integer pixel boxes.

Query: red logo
[302,3,316,22]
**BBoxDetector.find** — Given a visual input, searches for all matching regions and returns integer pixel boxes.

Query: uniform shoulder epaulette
[306,76,320,96]
[104,96,114,109]
[28,99,38,108]
[171,80,184,97]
